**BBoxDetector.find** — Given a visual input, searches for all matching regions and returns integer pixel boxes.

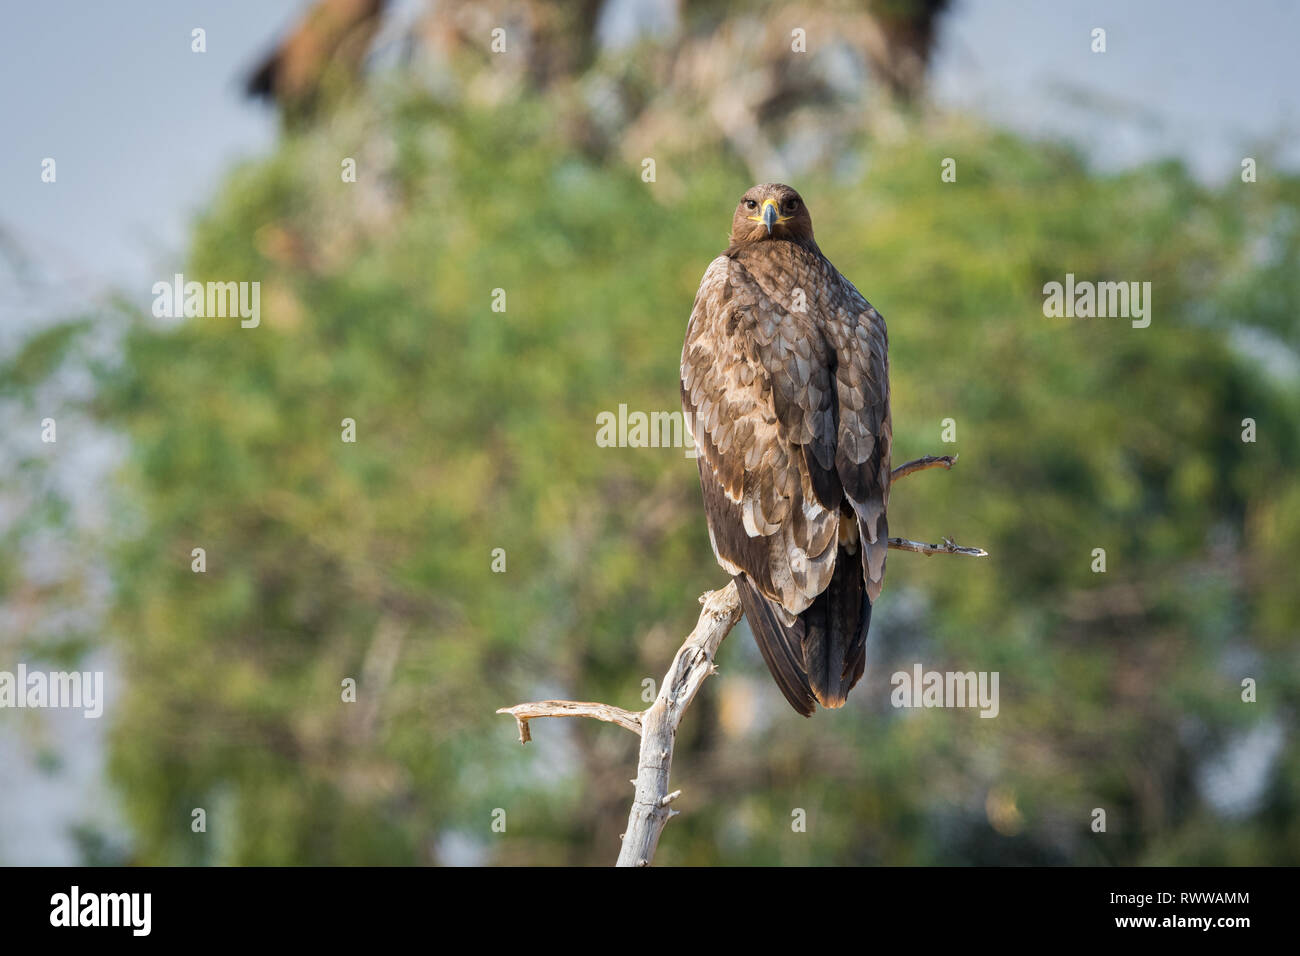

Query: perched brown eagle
[681,184,892,716]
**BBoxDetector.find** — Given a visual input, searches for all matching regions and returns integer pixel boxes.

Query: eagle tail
[801,545,871,708]
[735,548,871,716]
[735,574,816,716]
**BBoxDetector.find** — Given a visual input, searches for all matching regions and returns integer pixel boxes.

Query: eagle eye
[784,199,799,213]
[744,199,758,210]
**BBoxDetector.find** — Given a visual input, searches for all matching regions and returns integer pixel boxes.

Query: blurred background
[1,0,1298,865]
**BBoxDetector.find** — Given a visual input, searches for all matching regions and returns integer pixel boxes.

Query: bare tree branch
[616,582,742,866]
[497,451,985,865]
[889,535,988,557]
[496,700,643,742]
[892,454,957,482]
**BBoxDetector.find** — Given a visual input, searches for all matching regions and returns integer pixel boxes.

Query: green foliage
[15,84,1300,865]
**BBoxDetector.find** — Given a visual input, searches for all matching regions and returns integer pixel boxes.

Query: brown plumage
[681,184,892,715]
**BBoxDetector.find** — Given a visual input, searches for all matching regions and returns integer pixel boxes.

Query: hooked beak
[747,197,789,235]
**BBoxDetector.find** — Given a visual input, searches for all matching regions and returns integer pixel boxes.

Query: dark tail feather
[735,574,816,716]
[801,547,871,708]
[735,547,872,715]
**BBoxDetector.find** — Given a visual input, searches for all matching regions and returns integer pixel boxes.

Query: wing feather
[681,243,891,713]
[681,256,839,615]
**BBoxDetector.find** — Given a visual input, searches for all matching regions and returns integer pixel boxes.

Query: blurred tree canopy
[4,64,1299,865]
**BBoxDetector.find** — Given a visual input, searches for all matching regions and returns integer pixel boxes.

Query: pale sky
[2,0,1297,331]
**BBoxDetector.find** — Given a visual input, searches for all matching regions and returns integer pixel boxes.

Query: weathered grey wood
[497,700,643,742]
[615,582,742,866]
[888,535,988,557]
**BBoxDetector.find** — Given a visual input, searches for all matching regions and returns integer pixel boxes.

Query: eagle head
[729,183,815,246]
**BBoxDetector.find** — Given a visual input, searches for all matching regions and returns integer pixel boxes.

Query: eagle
[681,183,892,716]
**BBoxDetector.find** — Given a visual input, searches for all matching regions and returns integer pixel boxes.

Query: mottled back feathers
[681,184,892,713]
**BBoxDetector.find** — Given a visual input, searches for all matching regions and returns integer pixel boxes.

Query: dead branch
[889,453,986,556]
[497,451,985,865]
[889,535,988,557]
[497,700,643,742]
[615,582,742,866]
[892,454,957,482]
[497,584,741,866]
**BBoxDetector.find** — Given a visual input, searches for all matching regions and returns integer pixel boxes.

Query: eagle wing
[680,251,891,712]
[681,256,841,612]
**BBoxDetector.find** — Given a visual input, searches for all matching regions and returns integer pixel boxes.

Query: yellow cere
[747,197,792,224]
